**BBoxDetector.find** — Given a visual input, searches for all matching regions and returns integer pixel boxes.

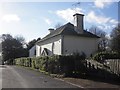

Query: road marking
[55,78,84,88]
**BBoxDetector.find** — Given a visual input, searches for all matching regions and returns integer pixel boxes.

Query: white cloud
[44,18,52,25]
[94,0,104,8]
[86,11,110,24]
[56,8,84,22]
[86,11,118,32]
[2,14,20,23]
[95,23,117,33]
[94,0,113,9]
[56,7,118,33]
[98,25,111,30]
[109,19,118,25]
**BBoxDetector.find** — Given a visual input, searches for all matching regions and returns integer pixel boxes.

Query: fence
[85,59,120,79]
[104,59,120,76]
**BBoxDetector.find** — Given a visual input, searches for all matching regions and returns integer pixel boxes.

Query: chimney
[73,13,84,34]
[48,28,54,33]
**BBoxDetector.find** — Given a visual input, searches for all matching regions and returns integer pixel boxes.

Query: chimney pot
[48,28,54,33]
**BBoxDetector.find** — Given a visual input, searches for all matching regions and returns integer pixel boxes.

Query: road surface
[1,65,78,88]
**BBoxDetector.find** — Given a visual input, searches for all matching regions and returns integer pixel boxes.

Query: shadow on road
[0,65,7,68]
[67,74,120,86]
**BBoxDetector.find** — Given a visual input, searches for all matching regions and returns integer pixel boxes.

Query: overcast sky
[0,0,119,42]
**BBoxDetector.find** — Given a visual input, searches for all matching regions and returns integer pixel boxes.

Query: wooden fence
[104,59,120,76]
[85,59,120,78]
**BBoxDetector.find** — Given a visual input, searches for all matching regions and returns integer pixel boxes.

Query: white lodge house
[29,13,100,57]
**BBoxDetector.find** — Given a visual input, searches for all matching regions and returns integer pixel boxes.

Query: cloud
[44,18,52,25]
[56,8,118,32]
[56,8,84,22]
[2,14,20,23]
[98,25,111,30]
[86,11,110,24]
[109,19,118,25]
[86,11,118,31]
[94,1,104,8]
[94,0,113,9]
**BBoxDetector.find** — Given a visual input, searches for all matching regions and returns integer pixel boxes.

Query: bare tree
[27,37,41,50]
[15,35,25,45]
[54,22,63,29]
[89,25,108,51]
[110,24,120,53]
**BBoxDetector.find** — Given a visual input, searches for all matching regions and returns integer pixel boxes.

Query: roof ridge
[59,23,70,34]
[55,22,72,30]
[59,22,74,34]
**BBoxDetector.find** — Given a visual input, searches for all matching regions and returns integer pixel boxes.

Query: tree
[15,35,25,45]
[54,22,62,29]
[89,25,108,51]
[27,37,41,50]
[1,34,28,64]
[27,39,37,50]
[110,24,120,53]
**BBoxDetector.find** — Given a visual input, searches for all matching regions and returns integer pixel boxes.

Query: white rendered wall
[0,43,2,65]
[63,35,99,57]
[36,45,40,57]
[29,45,36,57]
[37,35,62,56]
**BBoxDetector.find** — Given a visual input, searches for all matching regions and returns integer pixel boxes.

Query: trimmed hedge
[15,55,87,76]
[93,51,120,62]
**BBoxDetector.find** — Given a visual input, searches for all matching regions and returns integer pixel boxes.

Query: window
[34,49,36,55]
[52,42,54,54]
[40,47,41,55]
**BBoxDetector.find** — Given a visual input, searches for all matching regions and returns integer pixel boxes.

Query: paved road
[1,65,78,88]
[0,65,2,89]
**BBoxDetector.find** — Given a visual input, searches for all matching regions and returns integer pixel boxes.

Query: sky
[0,0,119,42]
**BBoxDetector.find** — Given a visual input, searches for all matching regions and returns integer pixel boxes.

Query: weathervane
[72,1,81,13]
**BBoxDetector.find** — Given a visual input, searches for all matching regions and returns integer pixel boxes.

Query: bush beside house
[93,51,120,62]
[15,55,87,77]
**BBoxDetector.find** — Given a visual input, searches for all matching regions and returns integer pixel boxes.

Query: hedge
[15,55,87,76]
[93,51,120,62]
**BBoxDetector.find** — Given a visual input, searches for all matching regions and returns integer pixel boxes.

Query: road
[0,65,2,89]
[1,65,79,88]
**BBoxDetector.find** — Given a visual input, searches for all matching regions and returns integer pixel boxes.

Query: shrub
[40,56,48,71]
[15,54,87,76]
[31,57,36,69]
[93,51,120,62]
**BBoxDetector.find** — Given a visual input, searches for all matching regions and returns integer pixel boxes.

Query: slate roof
[37,22,99,43]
